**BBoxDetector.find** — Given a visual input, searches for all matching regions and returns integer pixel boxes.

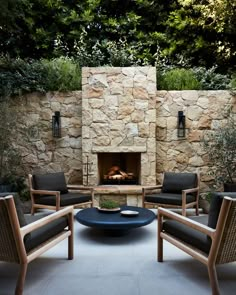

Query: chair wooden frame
[158,197,236,295]
[28,174,94,214]
[0,195,74,295]
[142,173,200,216]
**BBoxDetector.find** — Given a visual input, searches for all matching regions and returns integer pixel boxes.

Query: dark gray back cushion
[162,172,198,194]
[0,193,27,227]
[208,192,236,229]
[33,172,68,194]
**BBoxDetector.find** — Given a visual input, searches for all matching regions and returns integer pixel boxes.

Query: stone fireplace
[82,67,156,186]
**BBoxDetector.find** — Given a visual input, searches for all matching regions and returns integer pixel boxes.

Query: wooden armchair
[0,194,74,295]
[142,172,200,216]
[28,172,94,214]
[158,192,236,295]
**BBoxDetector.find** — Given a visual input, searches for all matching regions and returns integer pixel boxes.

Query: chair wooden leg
[68,234,74,260]
[207,264,220,295]
[182,207,186,216]
[15,263,27,295]
[68,213,74,260]
[195,203,199,216]
[31,205,35,215]
[158,215,163,262]
[158,235,163,262]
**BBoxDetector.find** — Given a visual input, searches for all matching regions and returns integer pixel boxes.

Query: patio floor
[1,209,236,295]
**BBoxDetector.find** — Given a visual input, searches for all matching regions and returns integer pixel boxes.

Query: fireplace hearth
[98,153,141,185]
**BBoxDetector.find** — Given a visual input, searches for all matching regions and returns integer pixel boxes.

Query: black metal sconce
[52,111,61,138]
[177,111,185,137]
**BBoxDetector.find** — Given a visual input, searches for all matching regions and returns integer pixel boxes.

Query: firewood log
[119,170,128,178]
[111,174,123,179]
[108,166,120,176]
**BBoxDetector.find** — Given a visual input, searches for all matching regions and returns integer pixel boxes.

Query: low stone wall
[156,90,235,190]
[5,67,235,192]
[12,91,83,183]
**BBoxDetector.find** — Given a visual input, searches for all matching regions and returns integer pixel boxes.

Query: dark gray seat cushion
[33,172,68,194]
[35,192,91,206]
[145,193,196,205]
[208,192,236,229]
[24,214,68,252]
[163,215,211,253]
[162,192,236,254]
[162,172,198,194]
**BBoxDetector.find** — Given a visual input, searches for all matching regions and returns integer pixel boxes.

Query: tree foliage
[165,0,236,70]
[203,114,236,187]
[0,0,235,72]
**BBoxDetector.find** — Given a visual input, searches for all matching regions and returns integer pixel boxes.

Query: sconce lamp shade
[52,111,61,138]
[178,111,185,137]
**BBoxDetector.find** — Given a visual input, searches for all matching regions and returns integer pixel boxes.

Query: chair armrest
[30,189,60,196]
[20,206,73,237]
[182,187,199,194]
[158,207,215,238]
[142,185,163,194]
[67,185,93,192]
[66,185,94,205]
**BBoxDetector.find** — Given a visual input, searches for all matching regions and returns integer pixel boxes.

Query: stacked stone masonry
[7,67,235,194]
[82,67,156,186]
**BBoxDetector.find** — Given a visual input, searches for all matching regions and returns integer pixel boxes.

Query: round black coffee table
[75,205,156,232]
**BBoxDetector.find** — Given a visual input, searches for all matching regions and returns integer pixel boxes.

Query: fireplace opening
[98,153,141,185]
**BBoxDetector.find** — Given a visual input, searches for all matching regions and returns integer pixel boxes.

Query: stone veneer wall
[81,67,157,186]
[5,67,235,191]
[156,90,235,191]
[10,91,83,183]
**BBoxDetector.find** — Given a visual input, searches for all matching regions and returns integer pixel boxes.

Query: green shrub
[192,66,231,90]
[72,32,105,67]
[105,39,141,66]
[68,28,152,67]
[200,192,213,204]
[0,56,46,97]
[230,73,236,90]
[158,68,201,90]
[0,56,82,97]
[203,114,236,188]
[0,54,233,95]
[42,57,81,91]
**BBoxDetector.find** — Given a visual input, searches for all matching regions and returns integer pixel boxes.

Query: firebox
[97,153,141,185]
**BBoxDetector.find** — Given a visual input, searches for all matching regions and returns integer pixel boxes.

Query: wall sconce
[52,111,61,138]
[177,111,185,137]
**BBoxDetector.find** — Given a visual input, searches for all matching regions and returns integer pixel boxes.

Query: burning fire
[104,166,134,180]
